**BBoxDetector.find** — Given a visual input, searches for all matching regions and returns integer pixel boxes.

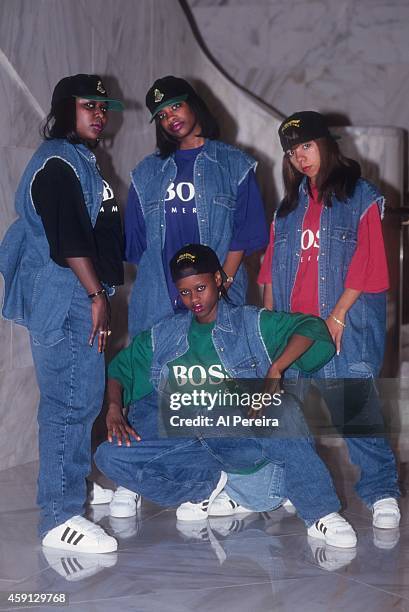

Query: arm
[326,288,361,355]
[106,378,141,446]
[65,256,110,353]
[263,283,273,310]
[222,250,244,288]
[249,333,313,417]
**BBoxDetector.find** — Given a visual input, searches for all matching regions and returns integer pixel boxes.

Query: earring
[218,290,222,299]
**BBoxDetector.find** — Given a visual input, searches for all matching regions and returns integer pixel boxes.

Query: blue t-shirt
[125,146,268,310]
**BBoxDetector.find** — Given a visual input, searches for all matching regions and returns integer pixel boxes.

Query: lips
[91,123,103,133]
[192,304,203,313]
[170,121,183,133]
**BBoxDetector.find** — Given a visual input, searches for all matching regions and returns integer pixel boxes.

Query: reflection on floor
[0,459,408,612]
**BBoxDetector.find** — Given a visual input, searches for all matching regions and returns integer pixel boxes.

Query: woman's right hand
[89,293,111,353]
[106,403,141,446]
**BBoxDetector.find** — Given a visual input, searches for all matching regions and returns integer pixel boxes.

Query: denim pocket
[330,227,357,269]
[213,194,236,210]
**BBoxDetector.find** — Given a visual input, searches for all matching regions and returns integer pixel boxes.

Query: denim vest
[149,299,272,390]
[0,139,103,346]
[128,139,256,336]
[272,177,386,377]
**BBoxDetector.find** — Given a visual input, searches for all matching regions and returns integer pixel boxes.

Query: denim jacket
[0,139,103,346]
[272,177,386,377]
[128,139,256,336]
[149,299,271,390]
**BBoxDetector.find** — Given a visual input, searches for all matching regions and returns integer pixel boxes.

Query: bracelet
[88,288,106,300]
[331,314,346,328]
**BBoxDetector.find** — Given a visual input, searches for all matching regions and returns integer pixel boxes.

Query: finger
[89,325,97,347]
[336,333,341,355]
[127,427,141,442]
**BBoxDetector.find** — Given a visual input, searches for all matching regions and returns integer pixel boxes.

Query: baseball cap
[146,75,196,122]
[51,74,124,111]
[278,111,332,152]
[170,244,223,283]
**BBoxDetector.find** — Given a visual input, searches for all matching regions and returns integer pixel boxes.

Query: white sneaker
[208,490,254,517]
[176,520,227,565]
[42,548,117,581]
[372,497,400,529]
[89,482,114,505]
[109,486,141,518]
[373,527,400,550]
[42,516,117,553]
[176,472,228,521]
[307,512,357,548]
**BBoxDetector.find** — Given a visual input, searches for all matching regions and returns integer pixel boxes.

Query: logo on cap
[282,119,301,133]
[97,80,106,95]
[154,88,164,103]
[177,253,196,264]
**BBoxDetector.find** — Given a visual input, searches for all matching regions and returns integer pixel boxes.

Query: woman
[0,74,124,553]
[124,75,268,337]
[95,244,357,548]
[258,110,400,529]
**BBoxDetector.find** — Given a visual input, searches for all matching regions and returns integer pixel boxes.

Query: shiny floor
[0,452,409,612]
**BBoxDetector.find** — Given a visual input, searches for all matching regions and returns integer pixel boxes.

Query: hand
[248,363,283,419]
[89,293,111,353]
[106,404,141,446]
[325,314,345,355]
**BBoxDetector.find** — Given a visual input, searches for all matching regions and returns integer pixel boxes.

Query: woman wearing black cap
[0,74,124,553]
[258,110,400,530]
[124,75,268,337]
[95,243,357,548]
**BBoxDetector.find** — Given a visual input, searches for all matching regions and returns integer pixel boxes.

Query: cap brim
[149,94,188,122]
[76,95,124,111]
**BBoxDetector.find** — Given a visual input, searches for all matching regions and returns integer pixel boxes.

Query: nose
[294,147,305,162]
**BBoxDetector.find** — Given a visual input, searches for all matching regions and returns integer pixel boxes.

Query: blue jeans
[31,283,105,536]
[95,392,341,527]
[227,377,400,510]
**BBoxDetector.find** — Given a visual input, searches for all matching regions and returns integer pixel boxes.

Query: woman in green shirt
[94,244,356,548]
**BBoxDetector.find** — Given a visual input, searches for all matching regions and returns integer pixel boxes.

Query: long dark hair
[155,94,220,158]
[278,136,361,216]
[42,97,97,148]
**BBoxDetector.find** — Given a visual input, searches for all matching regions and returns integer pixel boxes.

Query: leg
[95,437,222,507]
[32,284,105,537]
[316,378,400,507]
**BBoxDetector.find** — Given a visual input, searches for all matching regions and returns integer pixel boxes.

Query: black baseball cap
[170,244,224,283]
[279,111,332,152]
[51,74,124,111]
[146,75,196,122]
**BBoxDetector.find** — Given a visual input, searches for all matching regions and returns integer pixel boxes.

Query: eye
[99,105,108,114]
[197,285,206,292]
[287,149,295,157]
[302,143,311,150]
[172,102,182,110]
[158,111,166,120]
[85,102,95,110]
[179,289,190,296]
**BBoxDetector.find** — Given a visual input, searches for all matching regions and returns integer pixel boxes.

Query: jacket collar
[159,139,218,172]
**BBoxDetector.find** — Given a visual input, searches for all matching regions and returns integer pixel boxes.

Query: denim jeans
[31,282,105,536]
[95,391,341,527]
[228,377,400,511]
[313,378,400,507]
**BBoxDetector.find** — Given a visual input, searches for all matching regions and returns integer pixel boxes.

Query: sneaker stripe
[61,558,70,576]
[72,558,83,571]
[61,527,70,542]
[73,533,85,545]
[66,530,78,544]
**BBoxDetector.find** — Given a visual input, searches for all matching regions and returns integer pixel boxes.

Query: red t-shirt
[258,188,389,315]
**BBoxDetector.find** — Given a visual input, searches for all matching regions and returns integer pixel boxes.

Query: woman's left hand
[248,363,282,419]
[325,314,345,355]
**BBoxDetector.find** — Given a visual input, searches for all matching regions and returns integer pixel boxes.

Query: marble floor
[0,457,408,612]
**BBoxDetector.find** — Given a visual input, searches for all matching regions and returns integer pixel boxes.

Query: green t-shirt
[108,311,335,407]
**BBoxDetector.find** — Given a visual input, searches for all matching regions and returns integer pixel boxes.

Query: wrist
[107,401,123,413]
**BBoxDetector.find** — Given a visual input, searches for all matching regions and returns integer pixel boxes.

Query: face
[176,272,222,323]
[157,101,200,144]
[287,140,321,184]
[75,98,108,142]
